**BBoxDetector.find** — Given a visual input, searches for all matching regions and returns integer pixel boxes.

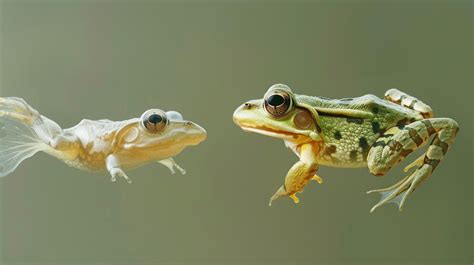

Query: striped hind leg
[366,118,459,212]
[0,97,63,143]
[0,97,42,124]
[384,88,433,118]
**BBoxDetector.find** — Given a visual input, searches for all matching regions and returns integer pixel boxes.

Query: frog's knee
[367,159,390,176]
[50,136,70,149]
[369,167,388,177]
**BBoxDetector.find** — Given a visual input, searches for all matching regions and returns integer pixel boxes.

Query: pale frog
[0,97,207,182]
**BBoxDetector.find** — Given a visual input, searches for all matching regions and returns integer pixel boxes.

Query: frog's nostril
[243,103,253,109]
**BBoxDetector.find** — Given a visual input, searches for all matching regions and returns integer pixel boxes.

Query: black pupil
[267,94,285,106]
[148,114,163,124]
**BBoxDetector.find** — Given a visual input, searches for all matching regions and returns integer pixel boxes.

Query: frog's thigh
[49,134,78,150]
[366,118,458,211]
[367,120,435,176]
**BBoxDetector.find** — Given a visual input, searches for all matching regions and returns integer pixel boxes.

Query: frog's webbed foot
[109,167,132,184]
[367,164,432,213]
[158,158,186,175]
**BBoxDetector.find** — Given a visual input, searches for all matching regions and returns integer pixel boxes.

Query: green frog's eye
[264,91,293,117]
[141,109,167,133]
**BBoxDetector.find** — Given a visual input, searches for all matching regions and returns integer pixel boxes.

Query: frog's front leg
[366,118,458,212]
[269,142,322,206]
[157,158,186,175]
[106,154,132,183]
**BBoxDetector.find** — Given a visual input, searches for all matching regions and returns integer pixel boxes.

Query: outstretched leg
[0,97,63,141]
[268,142,322,206]
[0,97,41,123]
[366,118,458,212]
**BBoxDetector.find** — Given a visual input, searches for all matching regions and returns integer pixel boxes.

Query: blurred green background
[0,1,472,265]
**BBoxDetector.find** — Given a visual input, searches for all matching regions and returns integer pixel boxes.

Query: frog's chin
[185,133,207,146]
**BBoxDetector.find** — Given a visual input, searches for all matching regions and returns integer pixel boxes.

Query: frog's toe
[268,194,280,207]
[289,194,300,204]
[268,186,286,206]
[175,164,186,175]
[367,167,428,213]
[109,168,132,184]
[367,174,412,213]
[117,171,132,184]
[312,174,323,184]
[158,158,186,175]
[268,186,303,206]
[369,189,409,213]
[121,173,132,184]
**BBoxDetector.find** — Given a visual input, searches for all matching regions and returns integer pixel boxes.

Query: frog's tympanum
[0,97,206,183]
[233,84,458,212]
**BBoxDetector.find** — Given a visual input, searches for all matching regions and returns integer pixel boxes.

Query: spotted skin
[308,93,422,168]
[233,84,459,211]
[367,118,458,212]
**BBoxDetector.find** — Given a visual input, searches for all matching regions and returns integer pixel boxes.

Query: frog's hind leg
[384,88,433,118]
[0,97,41,123]
[0,97,63,142]
[366,118,458,212]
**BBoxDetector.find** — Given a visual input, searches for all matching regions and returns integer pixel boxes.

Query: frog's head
[233,84,321,143]
[116,109,207,157]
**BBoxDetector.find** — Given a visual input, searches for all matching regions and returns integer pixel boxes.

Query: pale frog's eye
[166,111,183,121]
[141,109,167,133]
[264,91,292,117]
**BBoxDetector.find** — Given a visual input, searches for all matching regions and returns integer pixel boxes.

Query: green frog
[233,84,459,212]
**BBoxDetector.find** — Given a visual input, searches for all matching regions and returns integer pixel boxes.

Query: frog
[0,97,207,183]
[233,84,459,212]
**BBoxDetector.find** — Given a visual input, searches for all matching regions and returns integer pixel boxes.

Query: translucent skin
[233,84,458,212]
[52,117,207,171]
[0,97,207,183]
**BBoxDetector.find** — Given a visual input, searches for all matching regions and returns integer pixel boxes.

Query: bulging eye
[141,109,167,133]
[166,111,183,121]
[264,91,292,117]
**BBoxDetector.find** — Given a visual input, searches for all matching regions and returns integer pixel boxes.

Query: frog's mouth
[239,124,300,140]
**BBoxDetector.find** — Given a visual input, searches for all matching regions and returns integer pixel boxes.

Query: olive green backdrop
[0,1,472,265]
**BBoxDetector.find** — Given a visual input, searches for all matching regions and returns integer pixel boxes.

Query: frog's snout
[233,100,260,126]
[185,121,207,145]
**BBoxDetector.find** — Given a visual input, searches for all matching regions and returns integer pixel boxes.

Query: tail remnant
[0,97,62,177]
